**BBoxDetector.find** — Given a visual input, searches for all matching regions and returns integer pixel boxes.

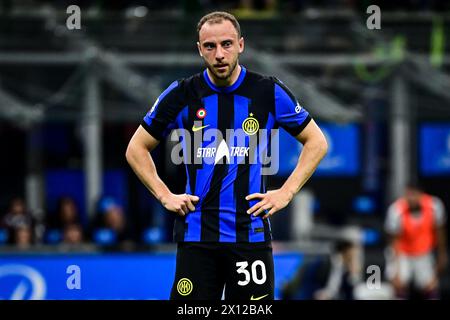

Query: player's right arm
[126,126,198,216]
[126,80,198,216]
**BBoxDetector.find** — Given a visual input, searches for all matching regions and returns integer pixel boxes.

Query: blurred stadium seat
[93,228,117,246]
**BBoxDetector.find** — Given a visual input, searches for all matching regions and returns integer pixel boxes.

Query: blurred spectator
[281,239,362,300]
[232,0,277,18]
[314,240,362,300]
[1,197,35,243]
[62,223,84,245]
[1,197,33,229]
[384,183,448,299]
[13,225,34,249]
[92,196,134,247]
[239,0,277,11]
[44,196,83,244]
[48,196,81,229]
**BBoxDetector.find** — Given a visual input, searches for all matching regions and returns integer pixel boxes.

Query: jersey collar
[203,65,247,93]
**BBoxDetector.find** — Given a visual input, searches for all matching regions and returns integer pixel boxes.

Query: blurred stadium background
[1,0,450,300]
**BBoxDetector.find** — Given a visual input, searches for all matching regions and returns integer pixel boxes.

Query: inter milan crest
[242,113,259,135]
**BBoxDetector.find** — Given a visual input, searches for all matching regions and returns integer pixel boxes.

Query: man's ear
[239,37,245,54]
[197,41,203,57]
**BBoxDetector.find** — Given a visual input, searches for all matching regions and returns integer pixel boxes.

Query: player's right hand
[160,193,199,216]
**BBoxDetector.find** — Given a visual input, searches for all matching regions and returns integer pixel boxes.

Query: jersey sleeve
[273,79,312,137]
[141,80,183,140]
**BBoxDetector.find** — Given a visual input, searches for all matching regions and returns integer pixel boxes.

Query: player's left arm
[247,119,328,218]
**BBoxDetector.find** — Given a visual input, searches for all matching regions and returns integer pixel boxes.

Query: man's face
[197,20,244,81]
[105,207,124,231]
[64,225,82,244]
[61,200,77,222]
[405,187,421,208]
[11,199,25,215]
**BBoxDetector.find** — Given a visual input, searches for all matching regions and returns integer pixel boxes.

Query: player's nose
[215,46,225,60]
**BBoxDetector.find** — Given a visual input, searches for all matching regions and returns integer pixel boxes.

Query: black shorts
[170,242,274,300]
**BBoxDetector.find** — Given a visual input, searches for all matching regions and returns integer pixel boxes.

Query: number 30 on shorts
[236,260,267,286]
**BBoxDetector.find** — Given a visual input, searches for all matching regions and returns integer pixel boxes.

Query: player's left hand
[245,189,293,219]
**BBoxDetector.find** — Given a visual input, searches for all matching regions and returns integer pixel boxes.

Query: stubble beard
[206,58,238,81]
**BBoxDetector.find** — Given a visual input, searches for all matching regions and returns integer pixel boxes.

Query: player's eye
[204,43,215,50]
[223,41,232,48]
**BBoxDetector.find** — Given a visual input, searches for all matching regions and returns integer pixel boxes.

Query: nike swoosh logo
[250,294,269,300]
[192,124,210,132]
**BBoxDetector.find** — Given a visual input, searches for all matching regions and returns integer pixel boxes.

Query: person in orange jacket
[384,183,448,299]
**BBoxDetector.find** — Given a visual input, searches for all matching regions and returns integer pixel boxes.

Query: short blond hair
[197,11,241,39]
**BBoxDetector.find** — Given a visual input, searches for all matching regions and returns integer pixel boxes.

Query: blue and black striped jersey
[141,66,311,243]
